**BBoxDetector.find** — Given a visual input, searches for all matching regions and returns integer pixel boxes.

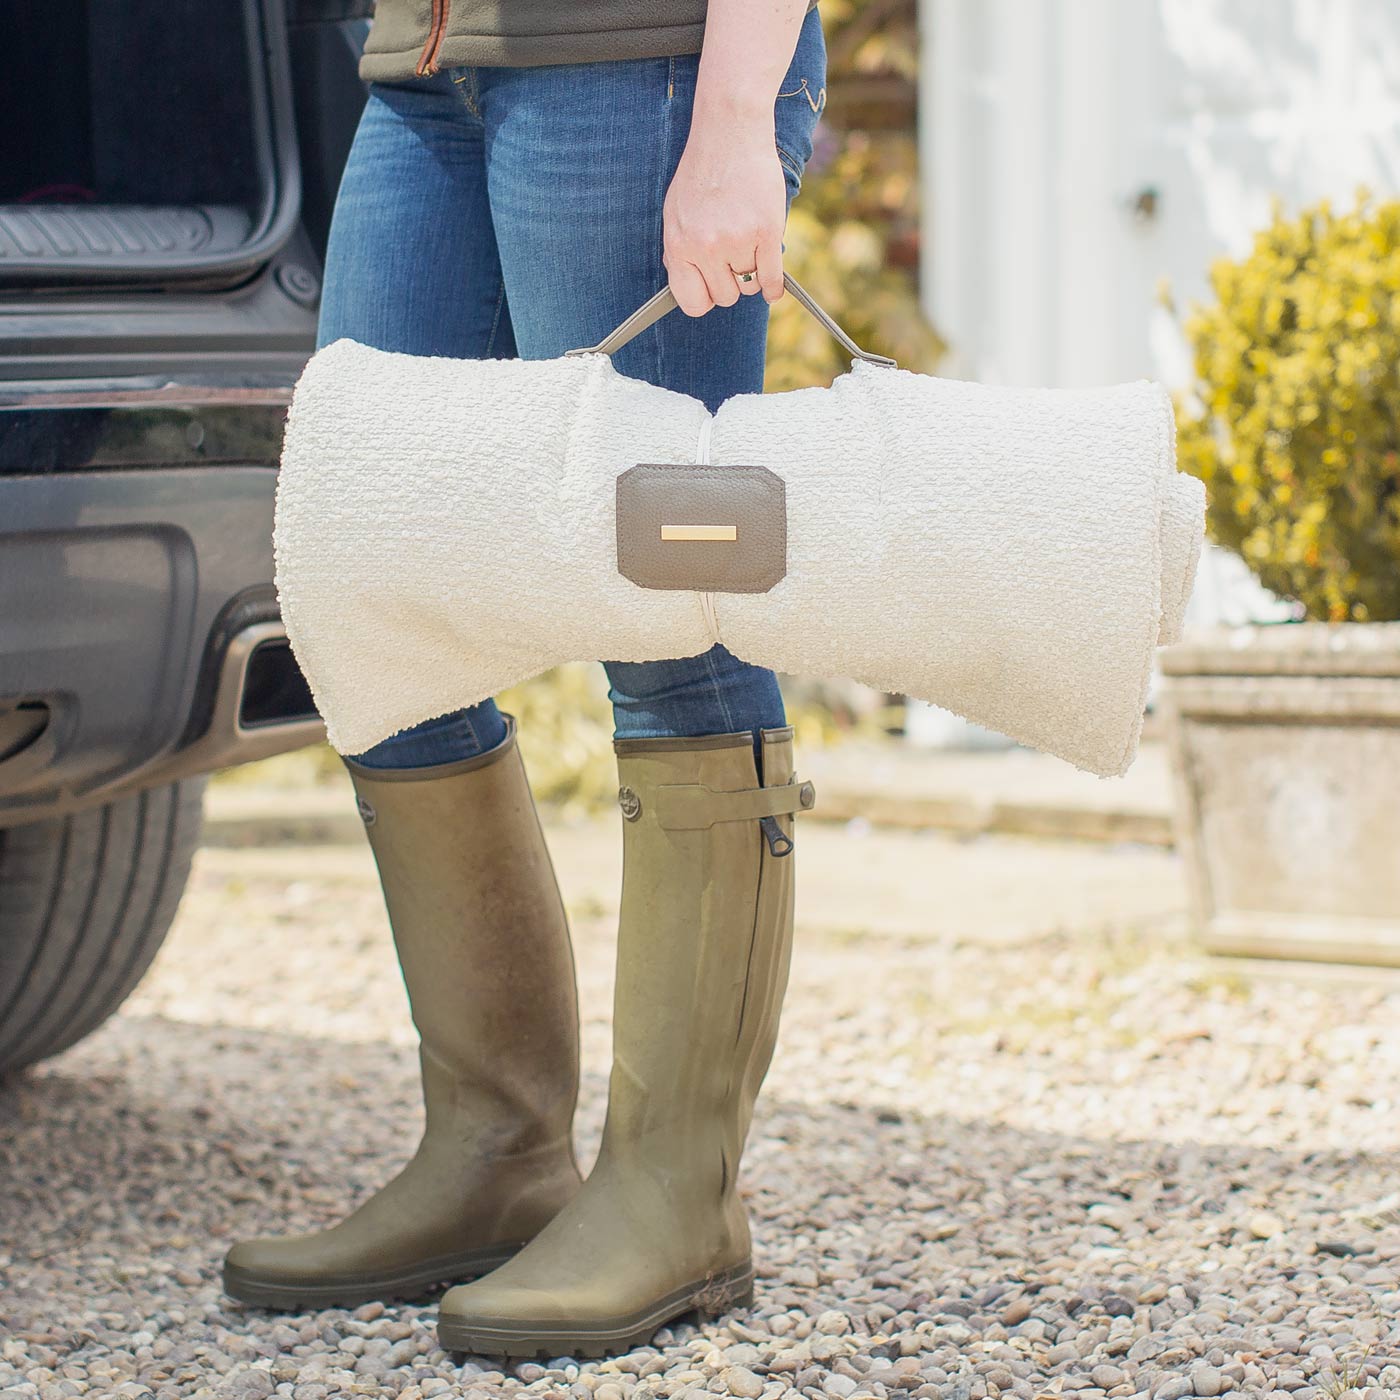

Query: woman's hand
[663,103,788,314]
[662,0,810,316]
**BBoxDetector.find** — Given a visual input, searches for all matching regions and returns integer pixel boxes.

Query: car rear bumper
[0,383,324,827]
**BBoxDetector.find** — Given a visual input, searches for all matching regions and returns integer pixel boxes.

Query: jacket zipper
[415,0,450,75]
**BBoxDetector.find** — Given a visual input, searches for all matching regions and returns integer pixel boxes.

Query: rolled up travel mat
[273,277,1203,777]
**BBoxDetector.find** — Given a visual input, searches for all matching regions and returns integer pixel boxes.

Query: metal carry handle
[564,271,897,368]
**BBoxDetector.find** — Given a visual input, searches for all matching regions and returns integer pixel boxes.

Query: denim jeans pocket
[773,8,828,190]
[443,64,483,116]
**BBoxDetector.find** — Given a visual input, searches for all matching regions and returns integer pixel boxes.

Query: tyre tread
[0,778,205,1076]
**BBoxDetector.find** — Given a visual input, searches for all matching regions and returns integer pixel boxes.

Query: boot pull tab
[759,814,794,858]
[760,778,815,856]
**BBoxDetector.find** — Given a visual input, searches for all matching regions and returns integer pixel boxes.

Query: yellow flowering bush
[1175,194,1400,621]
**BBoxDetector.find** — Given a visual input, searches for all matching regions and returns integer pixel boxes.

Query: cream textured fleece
[273,339,1203,777]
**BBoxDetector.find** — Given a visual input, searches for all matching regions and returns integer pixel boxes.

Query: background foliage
[1174,193,1400,622]
[767,0,943,389]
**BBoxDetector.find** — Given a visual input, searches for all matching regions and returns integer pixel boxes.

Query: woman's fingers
[699,251,747,308]
[667,258,714,318]
[754,231,784,303]
[734,245,766,297]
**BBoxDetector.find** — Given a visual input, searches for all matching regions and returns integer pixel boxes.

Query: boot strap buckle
[650,778,816,831]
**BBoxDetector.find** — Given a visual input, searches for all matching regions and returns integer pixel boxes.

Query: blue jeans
[319,11,828,770]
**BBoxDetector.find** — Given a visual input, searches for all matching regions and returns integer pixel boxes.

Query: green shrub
[1174,193,1400,621]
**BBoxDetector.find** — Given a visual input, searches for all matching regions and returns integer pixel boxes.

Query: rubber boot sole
[436,1261,755,1359]
[222,1242,523,1311]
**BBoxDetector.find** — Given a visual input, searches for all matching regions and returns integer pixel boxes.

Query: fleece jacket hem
[356,0,819,80]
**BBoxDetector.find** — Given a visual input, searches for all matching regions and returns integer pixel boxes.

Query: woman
[224,0,827,1357]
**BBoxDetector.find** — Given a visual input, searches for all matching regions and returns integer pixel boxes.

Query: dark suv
[0,0,369,1075]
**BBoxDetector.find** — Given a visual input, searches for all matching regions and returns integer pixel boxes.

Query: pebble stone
[2,829,1399,1398]
[721,1365,764,1397]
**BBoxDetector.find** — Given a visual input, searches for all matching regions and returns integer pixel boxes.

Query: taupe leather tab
[616,463,786,594]
[651,778,817,831]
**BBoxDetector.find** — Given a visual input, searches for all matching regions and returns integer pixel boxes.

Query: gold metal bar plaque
[660,524,738,542]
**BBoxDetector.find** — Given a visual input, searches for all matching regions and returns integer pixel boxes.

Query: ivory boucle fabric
[273,340,1203,777]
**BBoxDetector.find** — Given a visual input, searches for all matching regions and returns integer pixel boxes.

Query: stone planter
[1160,622,1400,966]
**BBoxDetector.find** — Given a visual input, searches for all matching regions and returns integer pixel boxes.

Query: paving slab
[798,737,1174,845]
[204,737,1177,849]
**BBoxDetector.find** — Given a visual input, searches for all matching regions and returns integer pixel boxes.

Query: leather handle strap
[650,777,817,831]
[565,272,897,369]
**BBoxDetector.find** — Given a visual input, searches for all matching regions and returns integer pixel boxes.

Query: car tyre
[0,778,206,1077]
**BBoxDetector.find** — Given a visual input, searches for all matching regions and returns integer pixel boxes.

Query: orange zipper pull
[415,0,450,76]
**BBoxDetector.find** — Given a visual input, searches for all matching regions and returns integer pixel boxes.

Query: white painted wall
[921,0,1400,388]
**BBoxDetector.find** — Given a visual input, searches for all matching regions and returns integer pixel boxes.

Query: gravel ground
[3,817,1400,1400]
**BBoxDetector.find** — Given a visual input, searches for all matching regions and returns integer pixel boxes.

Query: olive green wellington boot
[222,716,582,1309]
[437,727,816,1358]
